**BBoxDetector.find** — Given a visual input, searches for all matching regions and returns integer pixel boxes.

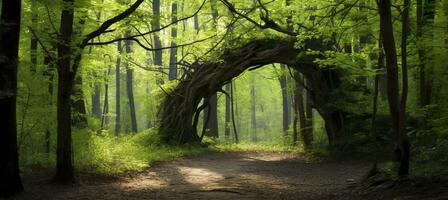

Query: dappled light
[1,0,448,199]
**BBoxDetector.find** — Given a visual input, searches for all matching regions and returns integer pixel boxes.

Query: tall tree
[101,64,112,129]
[0,0,24,196]
[124,34,137,133]
[55,0,76,183]
[230,81,239,143]
[168,2,178,80]
[152,0,163,84]
[377,0,410,176]
[225,84,231,141]
[91,81,102,118]
[54,0,144,182]
[279,66,289,135]
[293,72,307,146]
[304,79,313,144]
[250,78,257,142]
[115,40,122,135]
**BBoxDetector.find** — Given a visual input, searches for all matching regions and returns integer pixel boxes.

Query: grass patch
[20,129,208,174]
[210,140,303,153]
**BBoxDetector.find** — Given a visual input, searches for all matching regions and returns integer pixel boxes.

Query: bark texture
[0,0,24,196]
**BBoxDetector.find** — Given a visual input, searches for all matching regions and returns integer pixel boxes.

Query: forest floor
[11,152,448,200]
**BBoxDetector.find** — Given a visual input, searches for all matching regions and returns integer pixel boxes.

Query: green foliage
[412,140,448,176]
[21,129,207,174]
[212,141,302,153]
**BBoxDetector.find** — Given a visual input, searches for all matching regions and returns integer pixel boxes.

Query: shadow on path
[11,152,371,200]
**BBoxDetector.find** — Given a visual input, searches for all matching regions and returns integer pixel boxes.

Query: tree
[0,0,24,196]
[124,34,137,133]
[292,72,307,146]
[250,78,257,142]
[54,0,145,183]
[279,66,289,135]
[115,40,122,135]
[169,2,178,80]
[377,0,410,176]
[55,0,76,183]
[225,84,231,141]
[152,0,163,84]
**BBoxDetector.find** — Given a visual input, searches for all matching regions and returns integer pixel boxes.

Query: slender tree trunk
[230,81,239,143]
[72,75,87,127]
[115,40,122,135]
[55,0,76,183]
[152,0,163,84]
[235,83,241,134]
[194,14,200,33]
[372,36,384,137]
[43,54,55,154]
[122,31,137,133]
[250,79,257,142]
[305,79,313,143]
[293,72,307,146]
[0,0,24,196]
[168,2,178,80]
[377,0,409,176]
[101,66,111,129]
[124,35,137,133]
[279,66,289,135]
[225,83,231,141]
[30,0,38,74]
[92,83,102,118]
[398,0,410,176]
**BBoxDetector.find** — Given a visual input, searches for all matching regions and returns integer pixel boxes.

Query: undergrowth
[20,129,207,174]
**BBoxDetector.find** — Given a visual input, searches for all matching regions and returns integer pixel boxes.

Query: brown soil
[8,152,447,200]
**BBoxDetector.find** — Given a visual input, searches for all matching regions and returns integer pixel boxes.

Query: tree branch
[81,0,145,48]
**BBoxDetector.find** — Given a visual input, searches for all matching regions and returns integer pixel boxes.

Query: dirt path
[14,152,371,200]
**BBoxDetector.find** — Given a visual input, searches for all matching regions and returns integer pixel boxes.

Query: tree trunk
[91,83,102,118]
[44,53,55,153]
[372,36,384,137]
[72,75,87,128]
[101,66,112,129]
[203,94,219,137]
[225,83,231,141]
[115,40,122,135]
[0,0,24,196]
[168,2,178,80]
[123,33,137,133]
[152,0,163,84]
[398,0,410,176]
[55,0,76,183]
[230,81,239,143]
[305,79,313,144]
[293,72,307,146]
[377,0,409,176]
[279,65,289,135]
[250,79,257,142]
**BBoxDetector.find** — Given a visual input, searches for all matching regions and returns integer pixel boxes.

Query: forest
[1,0,448,199]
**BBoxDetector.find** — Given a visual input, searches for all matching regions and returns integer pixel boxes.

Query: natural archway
[159,38,355,146]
